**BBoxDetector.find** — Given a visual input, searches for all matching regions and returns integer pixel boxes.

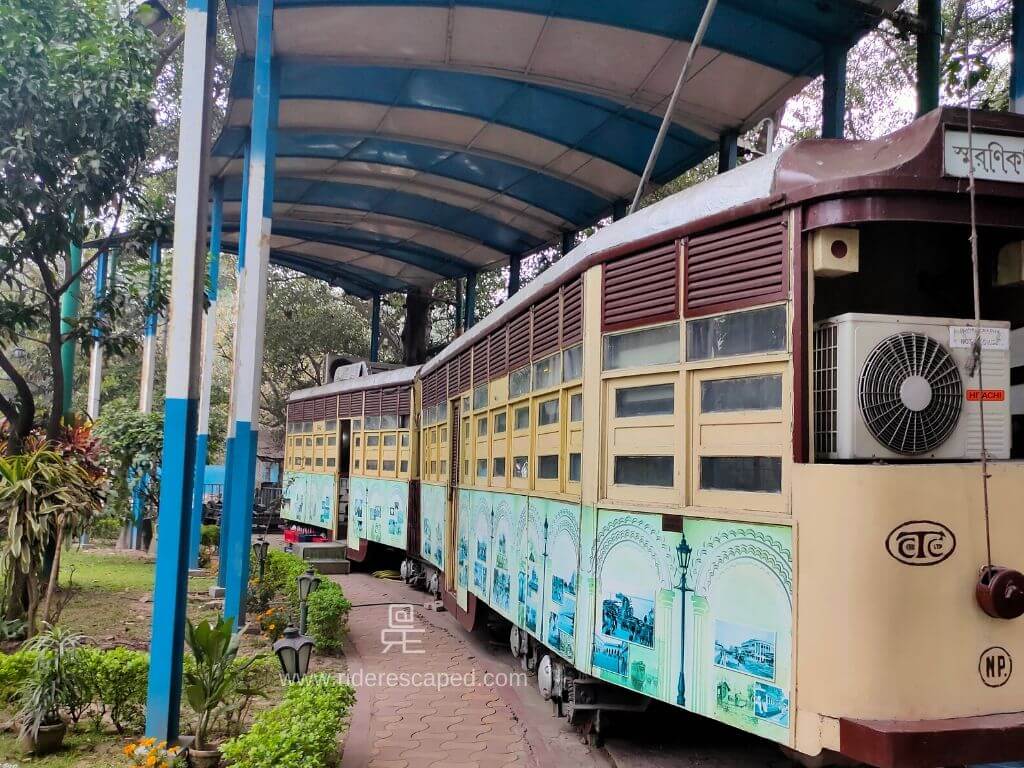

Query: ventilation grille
[302,400,314,420]
[397,387,411,416]
[287,402,302,421]
[561,277,583,346]
[472,340,489,385]
[686,217,785,316]
[508,314,531,371]
[324,396,338,420]
[446,360,459,399]
[338,392,351,418]
[603,244,678,331]
[364,389,381,417]
[813,323,839,456]
[858,332,963,455]
[488,327,508,378]
[533,293,561,358]
[351,391,363,417]
[381,388,398,414]
[458,351,471,393]
[313,398,326,421]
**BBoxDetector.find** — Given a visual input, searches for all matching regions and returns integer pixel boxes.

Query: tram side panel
[348,475,412,551]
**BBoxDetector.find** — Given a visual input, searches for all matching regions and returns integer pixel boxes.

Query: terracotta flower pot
[20,720,67,755]
[189,746,222,768]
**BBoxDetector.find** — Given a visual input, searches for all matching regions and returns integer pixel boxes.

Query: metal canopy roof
[211,0,900,294]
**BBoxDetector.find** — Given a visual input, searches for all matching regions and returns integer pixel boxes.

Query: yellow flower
[146,754,157,766]
[124,744,136,756]
[268,624,276,630]
[143,737,156,747]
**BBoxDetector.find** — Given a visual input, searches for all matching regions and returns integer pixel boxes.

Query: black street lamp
[252,538,270,583]
[273,625,315,682]
[542,518,549,558]
[297,568,322,635]
[676,534,693,707]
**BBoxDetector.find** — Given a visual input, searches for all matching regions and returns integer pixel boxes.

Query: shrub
[200,524,220,547]
[306,582,351,654]
[220,674,356,768]
[90,515,123,541]
[263,550,307,609]
[0,650,37,705]
[92,647,148,733]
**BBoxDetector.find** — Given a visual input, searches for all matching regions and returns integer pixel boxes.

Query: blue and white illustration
[419,482,446,570]
[713,620,776,681]
[541,500,580,662]
[283,471,336,529]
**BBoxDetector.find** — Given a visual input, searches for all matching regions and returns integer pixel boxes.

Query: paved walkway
[337,572,585,768]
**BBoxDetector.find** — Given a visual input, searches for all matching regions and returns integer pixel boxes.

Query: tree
[0,0,165,449]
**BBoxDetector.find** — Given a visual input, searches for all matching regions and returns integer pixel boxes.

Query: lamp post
[542,517,549,558]
[273,625,315,682]
[676,534,693,707]
[297,568,322,635]
[252,538,270,583]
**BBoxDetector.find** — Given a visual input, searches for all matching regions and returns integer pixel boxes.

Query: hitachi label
[966,389,1006,402]
[948,325,1010,350]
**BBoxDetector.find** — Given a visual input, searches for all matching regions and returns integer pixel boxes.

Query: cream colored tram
[289,107,1024,768]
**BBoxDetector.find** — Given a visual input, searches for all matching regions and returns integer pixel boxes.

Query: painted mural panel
[516,497,548,638]
[684,518,793,743]
[573,505,597,676]
[589,509,793,744]
[489,492,526,622]
[469,491,493,602]
[419,482,446,570]
[283,471,336,529]
[349,477,409,550]
[456,488,471,611]
[540,498,581,664]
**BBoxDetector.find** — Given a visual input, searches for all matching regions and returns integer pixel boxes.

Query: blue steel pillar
[507,256,521,297]
[222,0,278,629]
[369,293,381,362]
[916,0,941,116]
[189,180,223,570]
[1013,0,1024,114]
[218,137,251,588]
[717,130,738,172]
[85,250,109,420]
[145,0,218,741]
[561,231,575,256]
[60,238,82,416]
[465,272,477,329]
[822,44,847,139]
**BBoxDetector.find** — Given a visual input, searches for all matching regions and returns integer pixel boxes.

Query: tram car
[283,107,1024,768]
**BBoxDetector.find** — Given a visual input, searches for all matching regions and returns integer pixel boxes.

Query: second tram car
[283,107,1024,768]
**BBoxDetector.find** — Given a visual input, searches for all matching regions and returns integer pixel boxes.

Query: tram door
[445,399,460,592]
[336,419,351,540]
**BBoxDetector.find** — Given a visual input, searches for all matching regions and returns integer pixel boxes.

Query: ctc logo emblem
[885,520,956,566]
[979,646,1012,687]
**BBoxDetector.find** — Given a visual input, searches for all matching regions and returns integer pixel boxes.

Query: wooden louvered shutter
[561,277,583,347]
[381,388,398,416]
[488,327,508,379]
[472,340,488,386]
[458,352,471,393]
[338,392,351,417]
[325,396,338,420]
[398,386,411,416]
[602,243,679,332]
[531,293,560,359]
[685,216,786,316]
[351,391,364,418]
[313,398,326,421]
[364,389,381,419]
[508,314,531,372]
[302,400,315,420]
[288,402,302,421]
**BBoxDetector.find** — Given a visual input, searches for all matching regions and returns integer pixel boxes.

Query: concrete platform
[293,540,350,575]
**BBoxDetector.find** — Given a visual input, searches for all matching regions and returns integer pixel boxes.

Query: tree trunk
[41,516,65,626]
[402,287,430,365]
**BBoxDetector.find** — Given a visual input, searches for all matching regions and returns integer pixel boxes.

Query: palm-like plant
[18,624,85,741]
[185,617,251,751]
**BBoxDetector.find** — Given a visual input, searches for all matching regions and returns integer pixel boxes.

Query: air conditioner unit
[813,313,1011,460]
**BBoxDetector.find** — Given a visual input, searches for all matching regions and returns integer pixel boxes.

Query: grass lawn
[0,730,125,768]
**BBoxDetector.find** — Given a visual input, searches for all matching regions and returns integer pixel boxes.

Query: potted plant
[184,616,251,768]
[17,625,84,754]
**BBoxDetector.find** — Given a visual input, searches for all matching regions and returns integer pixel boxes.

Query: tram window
[537,399,559,426]
[327,435,336,447]
[563,345,583,382]
[306,437,313,447]
[440,461,446,475]
[354,459,360,469]
[493,457,506,477]
[383,460,396,472]
[614,455,673,487]
[510,366,531,397]
[477,417,488,437]
[382,414,398,429]
[463,459,470,479]
[700,456,781,493]
[477,459,488,478]
[315,458,324,467]
[537,455,559,479]
[493,412,507,434]
[304,457,312,467]
[367,416,381,430]
[326,420,336,431]
[366,459,378,471]
[463,396,470,411]
[514,406,530,431]
[366,435,380,447]
[686,305,786,362]
[701,374,782,413]
[327,458,336,468]
[533,353,561,390]
[315,436,324,446]
[383,434,397,447]
[354,436,361,447]
[615,383,675,418]
[513,456,529,478]
[351,419,361,431]
[473,384,488,410]
[569,453,582,482]
[401,460,409,473]
[401,433,410,448]
[400,415,410,428]
[570,393,583,422]
[603,323,679,370]
[431,461,438,475]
